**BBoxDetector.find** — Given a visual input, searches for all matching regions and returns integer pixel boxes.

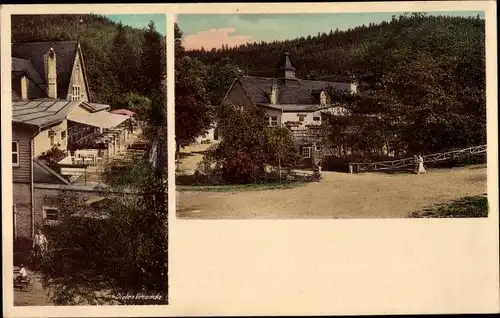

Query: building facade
[220,52,357,167]
[11,40,132,241]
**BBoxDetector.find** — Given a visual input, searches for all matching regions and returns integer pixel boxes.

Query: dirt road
[177,166,487,219]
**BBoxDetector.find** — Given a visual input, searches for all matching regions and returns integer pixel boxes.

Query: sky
[177,11,484,51]
[106,14,166,36]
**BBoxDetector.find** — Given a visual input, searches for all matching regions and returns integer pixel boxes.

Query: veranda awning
[68,111,130,129]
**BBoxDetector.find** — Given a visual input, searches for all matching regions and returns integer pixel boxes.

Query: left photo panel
[9,13,168,306]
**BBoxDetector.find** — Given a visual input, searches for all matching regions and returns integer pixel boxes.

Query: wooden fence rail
[349,145,487,174]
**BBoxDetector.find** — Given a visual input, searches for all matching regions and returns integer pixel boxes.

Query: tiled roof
[258,103,351,115]
[12,41,79,98]
[12,99,110,128]
[258,103,318,112]
[237,76,351,106]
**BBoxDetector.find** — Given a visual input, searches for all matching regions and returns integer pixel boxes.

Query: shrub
[198,103,301,184]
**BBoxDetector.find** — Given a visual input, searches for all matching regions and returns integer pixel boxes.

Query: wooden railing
[348,145,487,174]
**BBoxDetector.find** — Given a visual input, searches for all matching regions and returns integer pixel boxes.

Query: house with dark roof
[218,52,357,166]
[11,40,134,241]
[12,41,91,101]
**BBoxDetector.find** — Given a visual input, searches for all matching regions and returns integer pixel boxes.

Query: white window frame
[72,85,81,101]
[12,141,20,167]
[302,146,312,158]
[48,130,55,146]
[269,116,278,127]
[43,206,60,224]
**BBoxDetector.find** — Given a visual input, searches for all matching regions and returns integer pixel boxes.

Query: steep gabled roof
[237,76,351,106]
[12,41,79,98]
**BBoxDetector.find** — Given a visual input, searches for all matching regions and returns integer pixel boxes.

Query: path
[177,165,487,219]
[176,142,214,175]
[14,266,51,306]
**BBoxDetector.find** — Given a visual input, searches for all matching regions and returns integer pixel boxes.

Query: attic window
[72,86,81,101]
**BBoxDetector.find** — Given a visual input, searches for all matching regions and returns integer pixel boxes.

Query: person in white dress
[417,154,426,175]
[33,229,48,256]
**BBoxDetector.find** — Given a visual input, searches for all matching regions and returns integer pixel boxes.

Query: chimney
[20,76,28,100]
[270,79,278,105]
[43,48,57,99]
[276,52,296,79]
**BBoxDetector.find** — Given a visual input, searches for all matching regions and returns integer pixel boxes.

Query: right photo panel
[174,12,487,220]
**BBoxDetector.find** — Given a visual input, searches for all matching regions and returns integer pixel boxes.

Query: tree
[139,21,164,98]
[39,160,168,305]
[110,22,139,93]
[118,93,151,123]
[198,102,300,184]
[205,57,243,107]
[174,24,212,154]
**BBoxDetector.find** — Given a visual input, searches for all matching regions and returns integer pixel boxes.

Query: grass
[176,181,306,192]
[409,195,489,218]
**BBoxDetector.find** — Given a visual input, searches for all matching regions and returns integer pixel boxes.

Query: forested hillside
[186,13,484,83]
[176,12,486,158]
[11,14,166,108]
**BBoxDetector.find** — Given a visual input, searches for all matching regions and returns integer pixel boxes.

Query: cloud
[182,28,253,51]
